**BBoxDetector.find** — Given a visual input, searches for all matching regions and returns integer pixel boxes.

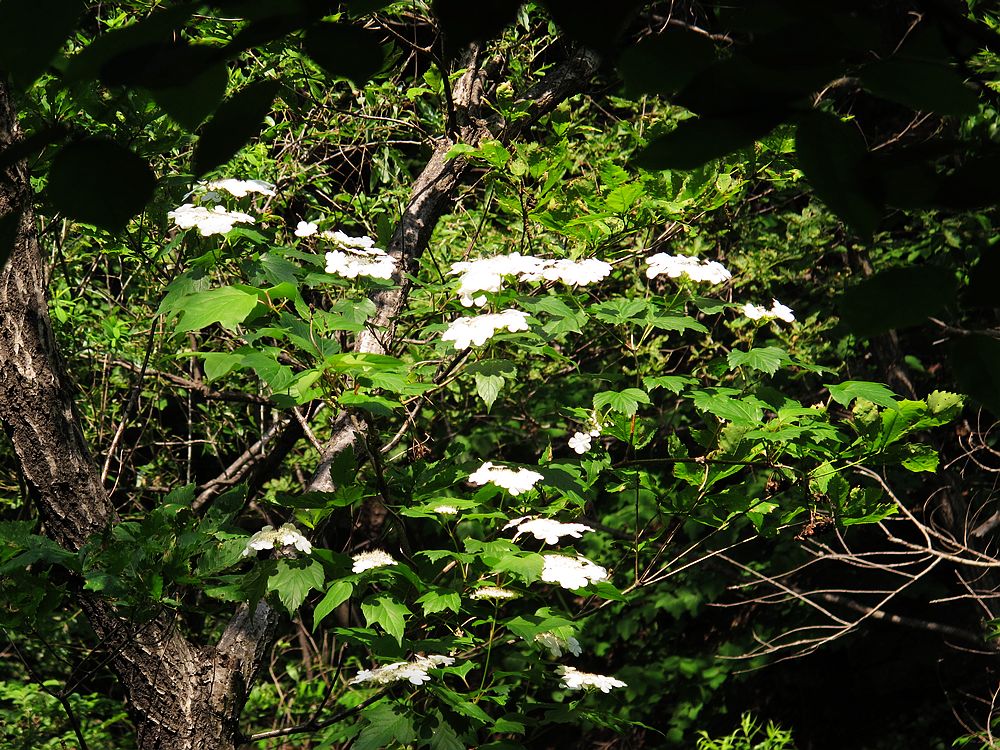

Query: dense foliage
[3,2,1000,749]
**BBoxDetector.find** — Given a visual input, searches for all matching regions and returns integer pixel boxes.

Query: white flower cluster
[242,523,312,557]
[168,204,256,237]
[645,253,732,285]
[535,631,582,658]
[351,654,455,686]
[351,549,398,574]
[199,178,276,199]
[557,665,627,693]
[433,504,459,515]
[470,586,519,600]
[540,554,608,589]
[468,461,543,495]
[441,309,530,349]
[321,231,396,279]
[504,516,593,545]
[294,220,318,237]
[742,299,795,323]
[449,253,612,306]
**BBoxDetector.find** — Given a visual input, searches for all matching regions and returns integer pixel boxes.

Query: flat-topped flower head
[541,553,608,589]
[294,220,318,237]
[352,549,398,574]
[645,253,731,285]
[168,204,255,236]
[351,654,455,686]
[321,230,377,250]
[568,431,593,454]
[433,504,459,515]
[557,665,626,693]
[742,299,795,324]
[504,516,593,545]
[325,247,396,279]
[468,461,543,496]
[470,586,519,600]
[534,631,582,658]
[242,523,312,557]
[441,309,530,349]
[200,178,276,198]
[449,253,611,306]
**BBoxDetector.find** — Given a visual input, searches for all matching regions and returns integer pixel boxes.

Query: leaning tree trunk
[0,79,278,750]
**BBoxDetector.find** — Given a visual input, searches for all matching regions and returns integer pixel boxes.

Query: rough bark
[0,80,277,750]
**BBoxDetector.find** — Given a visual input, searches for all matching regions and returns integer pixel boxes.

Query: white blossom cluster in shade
[568,431,594,454]
[168,204,256,236]
[504,516,593,545]
[351,549,398,574]
[470,586,519,600]
[441,309,530,349]
[540,554,608,589]
[645,253,732,284]
[199,178,276,199]
[468,461,543,496]
[449,253,613,306]
[534,631,582,658]
[242,523,312,557]
[350,654,455,686]
[742,299,795,323]
[557,665,627,693]
[432,504,459,515]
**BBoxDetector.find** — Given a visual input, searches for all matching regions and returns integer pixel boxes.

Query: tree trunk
[0,80,277,750]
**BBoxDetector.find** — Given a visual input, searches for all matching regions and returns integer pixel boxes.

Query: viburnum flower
[534,631,582,658]
[350,654,455,686]
[568,431,592,454]
[321,230,377,249]
[433,504,459,515]
[470,586,519,600]
[325,247,396,279]
[468,461,543,495]
[294,220,318,237]
[540,554,608,589]
[352,549,398,574]
[557,665,627,693]
[504,516,593,545]
[644,253,732,285]
[199,178,276,198]
[449,253,612,306]
[242,523,312,557]
[742,299,795,323]
[168,204,255,236]
[441,309,530,349]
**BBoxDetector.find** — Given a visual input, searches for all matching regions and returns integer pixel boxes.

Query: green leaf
[643,375,696,394]
[267,559,325,613]
[860,59,978,116]
[690,392,766,424]
[313,580,353,630]
[361,595,410,644]
[46,139,157,232]
[727,346,789,375]
[416,588,462,616]
[486,552,543,583]
[838,266,956,337]
[0,0,83,87]
[899,443,939,473]
[304,23,387,86]
[825,381,898,410]
[475,372,505,411]
[429,717,465,750]
[354,702,416,750]
[593,388,651,416]
[796,111,880,237]
[193,80,280,176]
[173,287,260,332]
[202,352,244,381]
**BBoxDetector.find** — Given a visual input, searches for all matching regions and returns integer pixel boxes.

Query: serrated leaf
[593,388,651,416]
[267,559,324,613]
[475,372,505,411]
[825,380,898,410]
[47,139,157,231]
[727,346,789,375]
[416,588,462,616]
[355,703,415,750]
[313,580,353,630]
[361,595,410,644]
[173,287,260,332]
